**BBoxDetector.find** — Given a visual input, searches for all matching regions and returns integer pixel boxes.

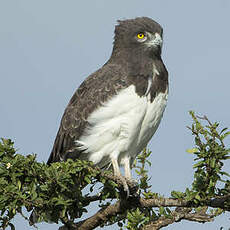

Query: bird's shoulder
[63,63,129,134]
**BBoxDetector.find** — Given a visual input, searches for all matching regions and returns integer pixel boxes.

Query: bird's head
[112,17,163,60]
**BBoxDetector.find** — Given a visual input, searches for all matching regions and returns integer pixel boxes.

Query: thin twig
[141,207,214,230]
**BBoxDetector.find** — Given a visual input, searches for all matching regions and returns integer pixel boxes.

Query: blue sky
[0,0,230,229]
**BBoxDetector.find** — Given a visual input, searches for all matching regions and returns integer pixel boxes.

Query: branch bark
[58,194,230,230]
[142,208,214,230]
[58,171,230,230]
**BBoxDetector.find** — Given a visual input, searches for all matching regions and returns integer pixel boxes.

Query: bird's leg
[123,157,139,196]
[123,156,132,180]
[111,158,129,196]
[111,157,120,177]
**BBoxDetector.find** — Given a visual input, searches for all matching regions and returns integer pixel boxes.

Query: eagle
[47,17,168,193]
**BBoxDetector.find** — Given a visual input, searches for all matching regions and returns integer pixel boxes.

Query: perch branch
[58,194,230,230]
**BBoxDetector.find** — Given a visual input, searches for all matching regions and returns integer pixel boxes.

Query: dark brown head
[111,17,163,59]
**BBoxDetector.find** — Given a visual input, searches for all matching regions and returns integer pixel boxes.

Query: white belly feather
[76,85,168,168]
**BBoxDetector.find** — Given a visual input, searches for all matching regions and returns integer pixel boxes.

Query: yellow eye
[137,33,145,39]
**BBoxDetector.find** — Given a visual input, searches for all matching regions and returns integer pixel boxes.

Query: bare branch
[142,208,214,230]
[77,200,124,230]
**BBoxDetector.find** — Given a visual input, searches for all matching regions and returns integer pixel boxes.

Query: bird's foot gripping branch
[0,111,230,230]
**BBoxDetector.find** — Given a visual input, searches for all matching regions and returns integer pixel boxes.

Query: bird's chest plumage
[136,89,168,152]
[77,82,168,168]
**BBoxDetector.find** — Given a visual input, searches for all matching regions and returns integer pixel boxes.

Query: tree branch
[76,200,125,230]
[58,194,230,230]
[142,208,214,230]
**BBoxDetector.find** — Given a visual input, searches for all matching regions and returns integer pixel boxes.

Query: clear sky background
[1,0,230,229]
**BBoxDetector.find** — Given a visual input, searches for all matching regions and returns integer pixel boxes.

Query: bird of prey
[47,17,168,192]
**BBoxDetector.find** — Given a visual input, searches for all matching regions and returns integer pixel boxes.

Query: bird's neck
[109,48,162,76]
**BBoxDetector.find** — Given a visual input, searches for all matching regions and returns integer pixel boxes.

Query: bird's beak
[153,33,163,47]
[146,32,163,48]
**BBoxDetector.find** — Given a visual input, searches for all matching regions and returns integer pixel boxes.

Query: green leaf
[220,127,228,134]
[210,158,216,168]
[84,176,91,184]
[193,161,204,168]
[17,180,21,190]
[171,190,184,198]
[187,148,199,154]
[220,171,230,177]
[159,206,165,215]
[221,131,230,140]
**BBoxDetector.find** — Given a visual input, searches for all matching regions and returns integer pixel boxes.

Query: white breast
[76,84,168,168]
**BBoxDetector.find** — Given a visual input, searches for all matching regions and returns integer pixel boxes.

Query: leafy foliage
[0,112,230,230]
[173,112,230,203]
[0,139,118,229]
[171,111,230,217]
[189,112,230,199]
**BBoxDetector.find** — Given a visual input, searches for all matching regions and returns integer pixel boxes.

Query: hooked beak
[146,32,163,48]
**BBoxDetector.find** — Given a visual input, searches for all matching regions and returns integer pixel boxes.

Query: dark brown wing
[47,63,129,164]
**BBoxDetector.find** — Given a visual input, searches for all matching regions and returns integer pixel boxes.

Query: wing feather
[47,64,128,164]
